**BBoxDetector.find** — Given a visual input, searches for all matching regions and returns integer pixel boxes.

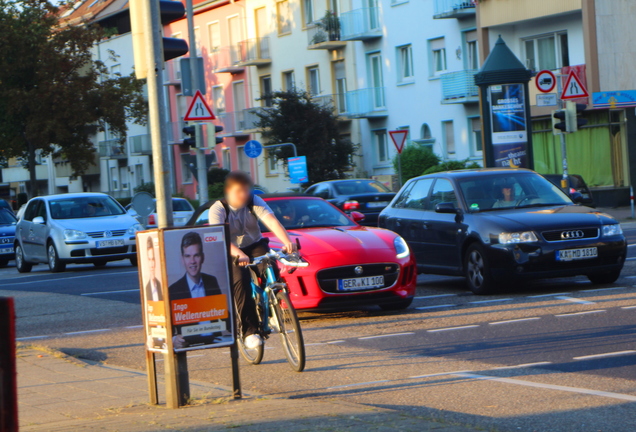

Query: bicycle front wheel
[273,290,305,372]
[237,294,265,365]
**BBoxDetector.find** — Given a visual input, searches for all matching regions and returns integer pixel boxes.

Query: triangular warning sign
[389,130,408,154]
[184,90,215,121]
[561,71,589,100]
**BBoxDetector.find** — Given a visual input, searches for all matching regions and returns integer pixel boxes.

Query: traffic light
[215,125,224,145]
[566,101,588,133]
[183,125,196,147]
[159,1,189,61]
[552,109,567,135]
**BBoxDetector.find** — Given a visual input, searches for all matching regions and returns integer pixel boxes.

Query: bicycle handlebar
[248,250,309,268]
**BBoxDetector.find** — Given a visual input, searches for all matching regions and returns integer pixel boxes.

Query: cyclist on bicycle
[208,171,297,350]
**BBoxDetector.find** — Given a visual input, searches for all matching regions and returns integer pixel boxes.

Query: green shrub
[208,183,224,200]
[393,146,440,182]
[116,197,132,208]
[133,182,155,196]
[422,159,482,175]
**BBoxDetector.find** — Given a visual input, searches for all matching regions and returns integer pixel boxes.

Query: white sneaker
[244,334,263,349]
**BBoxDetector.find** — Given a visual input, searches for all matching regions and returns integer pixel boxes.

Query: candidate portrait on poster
[138,231,168,353]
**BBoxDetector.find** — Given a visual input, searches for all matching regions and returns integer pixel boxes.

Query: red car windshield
[265,199,356,230]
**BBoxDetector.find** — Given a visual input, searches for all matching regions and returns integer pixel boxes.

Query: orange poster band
[171,295,229,325]
[146,301,166,326]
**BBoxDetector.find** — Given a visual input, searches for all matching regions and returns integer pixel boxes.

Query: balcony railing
[130,134,151,155]
[211,46,244,73]
[433,0,476,19]
[307,22,346,50]
[345,87,387,118]
[340,7,382,41]
[218,111,248,136]
[238,37,271,66]
[440,69,479,103]
[243,107,272,131]
[166,120,187,144]
[98,139,126,158]
[311,94,348,116]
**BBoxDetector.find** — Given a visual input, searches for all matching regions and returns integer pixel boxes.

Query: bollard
[0,297,18,432]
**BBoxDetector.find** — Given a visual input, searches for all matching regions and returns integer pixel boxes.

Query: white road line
[409,370,473,379]
[469,298,512,304]
[4,271,138,286]
[415,304,456,310]
[327,340,345,344]
[527,292,571,298]
[358,332,414,340]
[625,257,636,261]
[16,335,50,341]
[555,310,606,317]
[455,372,636,402]
[492,362,552,370]
[573,350,636,361]
[414,294,457,300]
[621,305,636,309]
[327,380,389,390]
[628,244,636,248]
[556,296,596,305]
[65,329,111,335]
[580,287,626,293]
[489,317,541,325]
[428,325,480,333]
[125,325,144,329]
[81,289,139,296]
[305,342,326,346]
[625,275,636,278]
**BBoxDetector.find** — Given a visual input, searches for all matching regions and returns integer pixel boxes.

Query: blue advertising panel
[244,140,263,158]
[592,90,636,109]
[288,156,308,184]
[488,83,529,168]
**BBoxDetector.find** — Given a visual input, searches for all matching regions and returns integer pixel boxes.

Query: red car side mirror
[350,211,365,223]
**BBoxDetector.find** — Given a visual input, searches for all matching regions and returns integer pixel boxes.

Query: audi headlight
[498,231,538,244]
[602,224,623,237]
[127,223,144,235]
[64,229,87,241]
[394,236,410,259]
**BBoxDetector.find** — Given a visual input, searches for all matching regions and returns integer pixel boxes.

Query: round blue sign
[244,140,263,158]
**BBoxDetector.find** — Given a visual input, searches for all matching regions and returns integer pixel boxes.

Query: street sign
[536,93,558,107]
[592,90,636,109]
[288,156,308,184]
[388,130,408,154]
[535,70,556,93]
[561,71,589,100]
[184,90,215,121]
[244,140,263,159]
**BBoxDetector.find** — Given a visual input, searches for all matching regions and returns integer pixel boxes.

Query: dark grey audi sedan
[379,169,626,294]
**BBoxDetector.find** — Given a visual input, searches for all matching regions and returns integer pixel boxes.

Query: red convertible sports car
[188,195,417,310]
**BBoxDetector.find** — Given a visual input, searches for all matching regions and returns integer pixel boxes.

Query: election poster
[489,83,529,168]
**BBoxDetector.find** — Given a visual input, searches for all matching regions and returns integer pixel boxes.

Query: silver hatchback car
[15,193,143,273]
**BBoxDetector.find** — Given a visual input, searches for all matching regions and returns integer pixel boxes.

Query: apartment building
[477,0,636,206]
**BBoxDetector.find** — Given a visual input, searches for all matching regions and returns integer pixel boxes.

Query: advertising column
[489,84,529,168]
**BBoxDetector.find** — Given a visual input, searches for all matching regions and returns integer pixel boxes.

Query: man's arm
[260,213,297,254]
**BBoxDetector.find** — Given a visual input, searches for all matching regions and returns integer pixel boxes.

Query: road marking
[527,292,571,298]
[469,298,512,304]
[327,340,345,344]
[555,310,606,317]
[65,328,111,335]
[580,287,626,293]
[492,362,552,370]
[125,325,144,329]
[16,335,50,341]
[327,380,389,390]
[81,289,139,296]
[415,304,456,310]
[573,350,636,360]
[625,257,636,261]
[625,275,636,278]
[621,305,636,309]
[556,296,596,305]
[414,294,457,300]
[628,244,636,248]
[489,317,541,325]
[3,271,138,286]
[455,372,636,402]
[409,370,473,379]
[358,332,414,340]
[428,325,480,333]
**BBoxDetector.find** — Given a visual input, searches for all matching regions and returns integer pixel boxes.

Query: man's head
[224,170,253,208]
[147,236,156,278]
[180,232,204,281]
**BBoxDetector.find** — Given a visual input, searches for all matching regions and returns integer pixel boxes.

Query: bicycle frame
[248,260,279,334]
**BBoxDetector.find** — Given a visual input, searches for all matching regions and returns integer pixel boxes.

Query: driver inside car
[492,179,516,209]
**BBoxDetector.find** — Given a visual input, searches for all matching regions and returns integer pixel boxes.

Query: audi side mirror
[570,192,584,204]
[435,203,458,214]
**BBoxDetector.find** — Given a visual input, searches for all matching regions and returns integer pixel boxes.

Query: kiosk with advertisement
[137,225,240,408]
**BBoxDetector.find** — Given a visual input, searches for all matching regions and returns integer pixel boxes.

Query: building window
[469,117,482,156]
[237,146,251,173]
[212,86,225,114]
[207,21,221,52]
[277,0,291,35]
[442,120,455,157]
[260,75,273,107]
[180,154,193,184]
[110,166,118,190]
[333,60,347,113]
[303,0,314,25]
[135,164,144,187]
[374,129,389,164]
[368,53,385,108]
[397,45,414,82]
[523,32,569,71]
[283,70,295,91]
[109,64,121,77]
[429,37,446,76]
[464,30,478,70]
[221,148,232,170]
[307,66,320,96]
[265,149,278,175]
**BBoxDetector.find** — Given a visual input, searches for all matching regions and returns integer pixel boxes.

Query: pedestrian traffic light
[182,125,196,147]
[552,109,567,135]
[215,125,224,145]
[565,101,588,133]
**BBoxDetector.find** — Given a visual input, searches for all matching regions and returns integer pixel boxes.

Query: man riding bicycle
[208,171,297,350]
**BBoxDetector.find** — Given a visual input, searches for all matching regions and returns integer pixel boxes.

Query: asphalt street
[4,227,636,431]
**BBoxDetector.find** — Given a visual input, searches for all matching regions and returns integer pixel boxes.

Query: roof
[59,0,121,26]
[310,179,377,185]
[36,192,111,201]
[418,168,535,179]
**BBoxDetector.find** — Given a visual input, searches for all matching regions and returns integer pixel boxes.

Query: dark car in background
[543,174,595,207]
[0,209,17,267]
[305,179,395,226]
[379,169,626,294]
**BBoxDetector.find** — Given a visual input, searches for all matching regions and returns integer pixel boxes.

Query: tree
[393,146,440,182]
[0,0,147,197]
[256,89,356,185]
[422,159,481,175]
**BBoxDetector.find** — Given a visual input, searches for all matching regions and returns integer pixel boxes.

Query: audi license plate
[97,239,125,248]
[366,201,388,208]
[338,276,384,291]
[556,247,597,261]
[0,248,12,254]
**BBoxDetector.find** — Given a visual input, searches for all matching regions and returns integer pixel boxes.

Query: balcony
[130,134,152,155]
[167,120,187,144]
[237,38,271,66]
[211,46,244,74]
[218,111,249,137]
[433,0,476,19]
[98,139,126,159]
[163,60,181,86]
[440,69,479,104]
[1,164,48,182]
[311,94,348,118]
[340,7,382,41]
[307,22,346,50]
[345,87,387,118]
[242,107,272,132]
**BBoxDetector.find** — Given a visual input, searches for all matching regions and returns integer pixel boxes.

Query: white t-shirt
[208,196,273,248]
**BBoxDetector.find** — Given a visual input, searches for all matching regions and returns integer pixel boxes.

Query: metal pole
[557,75,569,190]
[266,142,298,157]
[397,153,403,188]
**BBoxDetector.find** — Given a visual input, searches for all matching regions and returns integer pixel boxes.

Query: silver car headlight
[394,236,410,259]
[127,223,144,235]
[498,231,538,244]
[602,224,623,237]
[64,229,87,241]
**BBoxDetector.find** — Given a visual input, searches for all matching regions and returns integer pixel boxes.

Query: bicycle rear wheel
[237,294,265,365]
[273,290,305,372]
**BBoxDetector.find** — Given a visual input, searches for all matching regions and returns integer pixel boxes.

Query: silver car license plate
[338,275,384,291]
[366,201,388,208]
[0,247,12,254]
[97,239,125,248]
[556,247,598,261]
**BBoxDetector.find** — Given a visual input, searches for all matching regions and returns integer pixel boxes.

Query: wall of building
[478,0,581,29]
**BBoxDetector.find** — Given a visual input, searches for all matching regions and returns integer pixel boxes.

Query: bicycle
[235,250,308,372]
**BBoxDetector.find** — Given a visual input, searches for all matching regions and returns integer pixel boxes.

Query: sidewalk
[17,347,477,432]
